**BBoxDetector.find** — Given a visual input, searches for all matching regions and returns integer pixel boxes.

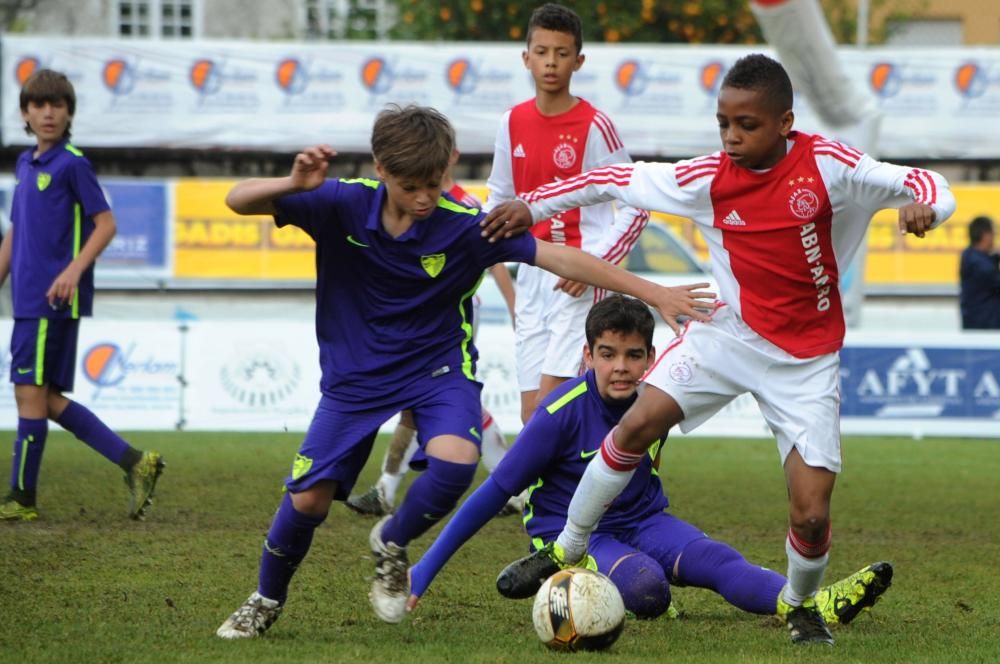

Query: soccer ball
[532,568,626,652]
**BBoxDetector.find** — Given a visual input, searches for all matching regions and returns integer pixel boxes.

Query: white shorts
[514,263,596,391]
[643,305,842,473]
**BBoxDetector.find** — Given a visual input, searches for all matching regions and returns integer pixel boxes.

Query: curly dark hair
[527,3,583,54]
[721,53,793,114]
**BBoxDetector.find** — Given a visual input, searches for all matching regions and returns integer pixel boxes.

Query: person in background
[959,216,1000,329]
[0,69,164,523]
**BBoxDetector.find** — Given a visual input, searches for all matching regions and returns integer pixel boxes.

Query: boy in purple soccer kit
[215,105,713,638]
[405,295,892,628]
[0,69,164,522]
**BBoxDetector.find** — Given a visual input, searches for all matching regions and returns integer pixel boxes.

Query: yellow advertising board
[174,179,316,280]
[174,180,997,287]
[465,183,997,289]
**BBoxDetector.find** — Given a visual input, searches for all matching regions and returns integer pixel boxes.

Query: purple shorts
[285,374,483,499]
[589,511,707,579]
[9,318,79,391]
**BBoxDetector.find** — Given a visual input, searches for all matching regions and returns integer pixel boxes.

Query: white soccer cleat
[368,515,409,623]
[216,591,283,639]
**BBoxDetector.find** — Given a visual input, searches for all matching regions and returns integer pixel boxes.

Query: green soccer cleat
[125,451,165,520]
[0,495,38,522]
[495,541,597,599]
[815,561,894,625]
[777,594,835,645]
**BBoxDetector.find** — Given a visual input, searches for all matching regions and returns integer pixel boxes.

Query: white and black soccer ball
[532,568,626,652]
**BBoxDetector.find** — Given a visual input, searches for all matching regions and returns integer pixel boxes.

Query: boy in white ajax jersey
[486,53,954,646]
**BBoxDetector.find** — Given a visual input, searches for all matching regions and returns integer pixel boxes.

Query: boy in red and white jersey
[484,3,649,423]
[486,54,954,645]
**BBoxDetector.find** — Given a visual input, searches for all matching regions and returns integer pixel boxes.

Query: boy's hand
[554,277,588,297]
[481,200,533,242]
[47,264,82,310]
[291,145,336,192]
[898,203,936,238]
[405,568,421,613]
[651,283,716,335]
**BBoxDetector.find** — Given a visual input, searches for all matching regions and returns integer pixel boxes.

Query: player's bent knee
[608,553,671,619]
[290,482,337,517]
[425,434,480,464]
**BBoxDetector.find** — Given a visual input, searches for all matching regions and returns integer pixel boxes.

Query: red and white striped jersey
[447,183,482,209]
[484,98,648,265]
[522,131,956,358]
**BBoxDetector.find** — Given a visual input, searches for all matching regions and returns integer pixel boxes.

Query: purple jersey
[273,177,536,404]
[491,370,669,541]
[10,141,110,319]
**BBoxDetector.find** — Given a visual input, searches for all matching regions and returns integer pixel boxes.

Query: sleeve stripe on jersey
[814,149,858,168]
[904,169,937,205]
[603,209,650,265]
[676,165,719,187]
[524,165,634,202]
[816,139,863,160]
[676,155,721,176]
[593,112,624,152]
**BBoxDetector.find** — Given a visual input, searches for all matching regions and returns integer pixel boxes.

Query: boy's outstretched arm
[534,240,714,334]
[227,145,337,215]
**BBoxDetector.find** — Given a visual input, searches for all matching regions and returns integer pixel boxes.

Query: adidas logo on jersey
[513,143,526,158]
[723,209,746,226]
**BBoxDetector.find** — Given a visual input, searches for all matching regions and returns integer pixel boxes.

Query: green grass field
[1,432,997,662]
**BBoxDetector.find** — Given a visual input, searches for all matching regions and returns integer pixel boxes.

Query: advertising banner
[181,321,322,430]
[0,320,182,430]
[173,179,315,282]
[0,176,170,287]
[4,36,1000,159]
[3,319,1000,437]
[96,180,171,285]
[839,333,1000,436]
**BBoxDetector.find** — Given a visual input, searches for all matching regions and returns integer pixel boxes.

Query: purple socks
[380,457,478,547]
[258,493,327,602]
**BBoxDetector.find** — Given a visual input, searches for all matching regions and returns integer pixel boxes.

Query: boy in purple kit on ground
[406,295,892,628]
[0,69,164,522]
[215,104,713,638]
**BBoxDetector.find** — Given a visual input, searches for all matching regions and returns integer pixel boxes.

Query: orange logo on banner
[700,61,724,94]
[954,62,984,98]
[446,58,471,92]
[15,57,40,85]
[190,58,219,93]
[276,57,306,94]
[361,57,388,93]
[615,60,640,94]
[869,62,898,97]
[102,58,129,93]
[83,344,122,386]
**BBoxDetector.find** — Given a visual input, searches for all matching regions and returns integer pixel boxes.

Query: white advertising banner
[3,319,1000,438]
[3,36,1000,158]
[181,321,322,431]
[0,320,182,430]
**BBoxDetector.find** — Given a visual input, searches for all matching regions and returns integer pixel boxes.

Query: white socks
[479,415,509,474]
[782,531,830,606]
[555,428,642,563]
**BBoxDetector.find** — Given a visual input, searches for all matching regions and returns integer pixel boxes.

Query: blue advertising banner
[97,180,171,285]
[840,345,1000,419]
[0,176,171,286]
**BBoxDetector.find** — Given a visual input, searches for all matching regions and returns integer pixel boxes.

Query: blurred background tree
[389,0,765,44]
[318,0,922,45]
